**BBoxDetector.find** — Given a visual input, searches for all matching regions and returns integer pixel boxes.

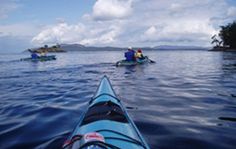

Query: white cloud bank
[31,0,236,47]
[32,23,86,45]
[92,0,133,21]
[31,22,122,46]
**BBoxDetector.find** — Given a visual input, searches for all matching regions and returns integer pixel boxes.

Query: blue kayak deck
[64,76,150,149]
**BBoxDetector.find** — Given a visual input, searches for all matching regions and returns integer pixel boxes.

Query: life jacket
[125,50,135,61]
[135,52,144,59]
[31,53,38,59]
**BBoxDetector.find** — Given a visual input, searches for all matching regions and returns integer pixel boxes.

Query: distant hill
[61,44,208,51]
[153,45,209,50]
[26,44,209,53]
[61,44,123,51]
[60,43,85,51]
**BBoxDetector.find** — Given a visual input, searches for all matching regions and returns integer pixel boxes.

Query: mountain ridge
[26,44,209,53]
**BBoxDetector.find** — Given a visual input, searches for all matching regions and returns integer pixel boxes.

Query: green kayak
[116,56,150,66]
[20,55,56,62]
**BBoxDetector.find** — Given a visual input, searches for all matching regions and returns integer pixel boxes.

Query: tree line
[212,21,236,49]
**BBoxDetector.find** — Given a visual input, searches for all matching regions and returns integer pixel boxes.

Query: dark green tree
[219,21,236,49]
[211,34,222,47]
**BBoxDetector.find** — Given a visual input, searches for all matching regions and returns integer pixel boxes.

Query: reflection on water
[219,117,236,122]
[221,52,236,77]
[0,50,236,149]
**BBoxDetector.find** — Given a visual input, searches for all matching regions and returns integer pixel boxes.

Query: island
[28,44,66,53]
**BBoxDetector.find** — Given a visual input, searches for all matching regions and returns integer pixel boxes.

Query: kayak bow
[63,76,150,149]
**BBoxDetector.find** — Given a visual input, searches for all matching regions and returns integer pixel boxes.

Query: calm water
[0,50,236,149]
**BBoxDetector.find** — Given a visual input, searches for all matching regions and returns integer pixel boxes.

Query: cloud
[145,26,157,36]
[135,19,217,47]
[0,0,19,19]
[169,3,183,13]
[121,0,235,46]
[91,0,133,21]
[227,7,236,18]
[31,22,122,46]
[31,23,86,45]
[31,0,236,47]
[144,20,217,39]
[81,25,121,45]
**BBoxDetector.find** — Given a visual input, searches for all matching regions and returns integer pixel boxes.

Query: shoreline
[209,47,236,52]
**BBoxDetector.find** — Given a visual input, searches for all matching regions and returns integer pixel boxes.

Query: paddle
[28,49,33,53]
[148,58,156,63]
[145,56,156,63]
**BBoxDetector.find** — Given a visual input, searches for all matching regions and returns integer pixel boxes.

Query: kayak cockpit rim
[89,93,120,104]
[96,129,148,149]
[64,128,148,149]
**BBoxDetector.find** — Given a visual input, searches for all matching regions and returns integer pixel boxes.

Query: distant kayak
[63,76,150,149]
[116,56,151,66]
[20,55,56,62]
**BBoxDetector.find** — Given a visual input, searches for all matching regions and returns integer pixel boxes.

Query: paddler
[40,49,47,57]
[135,48,145,60]
[28,49,39,59]
[124,47,136,61]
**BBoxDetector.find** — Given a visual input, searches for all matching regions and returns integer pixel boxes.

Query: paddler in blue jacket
[28,49,39,59]
[31,52,39,59]
[125,47,136,61]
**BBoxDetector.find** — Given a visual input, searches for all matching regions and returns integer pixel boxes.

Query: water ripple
[0,51,236,149]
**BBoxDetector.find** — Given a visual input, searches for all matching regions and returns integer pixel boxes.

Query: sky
[0,0,236,53]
